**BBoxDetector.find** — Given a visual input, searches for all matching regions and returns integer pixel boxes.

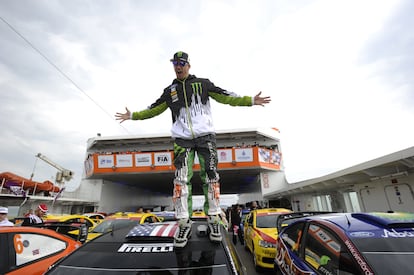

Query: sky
[0,0,413,192]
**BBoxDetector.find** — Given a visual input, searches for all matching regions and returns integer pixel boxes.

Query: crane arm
[35,153,74,183]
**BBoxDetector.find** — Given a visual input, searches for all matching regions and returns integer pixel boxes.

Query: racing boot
[207,181,221,215]
[174,218,193,248]
[173,182,189,220]
[207,215,222,242]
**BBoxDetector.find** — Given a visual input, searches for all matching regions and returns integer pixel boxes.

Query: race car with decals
[0,223,85,275]
[243,208,293,271]
[274,212,414,275]
[45,220,247,274]
[86,211,163,241]
[275,211,337,232]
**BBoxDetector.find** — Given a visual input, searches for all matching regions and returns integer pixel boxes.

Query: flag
[53,187,65,204]
[126,223,178,239]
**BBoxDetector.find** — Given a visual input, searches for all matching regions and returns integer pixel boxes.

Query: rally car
[45,220,247,274]
[86,211,163,241]
[83,212,107,224]
[41,214,98,234]
[0,223,85,275]
[274,212,414,275]
[243,208,292,271]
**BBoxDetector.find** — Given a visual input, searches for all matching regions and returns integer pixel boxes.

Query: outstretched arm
[115,107,131,123]
[253,92,271,106]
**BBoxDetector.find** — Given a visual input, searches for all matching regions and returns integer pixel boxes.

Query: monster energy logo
[177,51,184,58]
[191,82,202,95]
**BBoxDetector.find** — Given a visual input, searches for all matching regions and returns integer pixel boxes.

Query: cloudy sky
[0,0,413,192]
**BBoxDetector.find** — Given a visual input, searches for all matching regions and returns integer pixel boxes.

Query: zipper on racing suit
[179,78,195,139]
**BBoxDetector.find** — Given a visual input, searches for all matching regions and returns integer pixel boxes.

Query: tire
[274,264,282,275]
[252,244,263,273]
[244,237,249,251]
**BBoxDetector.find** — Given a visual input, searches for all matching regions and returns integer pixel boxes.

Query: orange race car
[0,225,82,275]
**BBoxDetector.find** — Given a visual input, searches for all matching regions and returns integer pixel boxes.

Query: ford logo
[350,231,375,237]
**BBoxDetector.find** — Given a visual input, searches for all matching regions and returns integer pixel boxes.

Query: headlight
[259,240,276,248]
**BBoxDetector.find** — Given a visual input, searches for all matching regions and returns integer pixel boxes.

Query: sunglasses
[172,60,187,67]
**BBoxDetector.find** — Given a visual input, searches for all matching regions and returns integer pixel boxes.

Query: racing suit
[131,74,253,219]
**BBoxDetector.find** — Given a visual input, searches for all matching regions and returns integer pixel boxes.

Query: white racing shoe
[174,218,192,247]
[208,215,222,242]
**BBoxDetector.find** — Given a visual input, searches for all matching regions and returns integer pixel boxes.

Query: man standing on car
[116,51,271,247]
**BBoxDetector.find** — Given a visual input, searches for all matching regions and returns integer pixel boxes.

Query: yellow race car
[191,209,207,219]
[83,212,106,224]
[44,214,98,232]
[87,212,162,241]
[243,208,292,271]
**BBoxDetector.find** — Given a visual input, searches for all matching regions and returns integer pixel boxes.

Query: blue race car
[274,212,414,275]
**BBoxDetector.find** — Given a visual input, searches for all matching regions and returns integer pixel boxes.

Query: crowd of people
[0,203,48,227]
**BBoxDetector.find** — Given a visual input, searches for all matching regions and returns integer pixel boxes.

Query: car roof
[46,220,242,274]
[276,211,336,230]
[45,214,93,220]
[83,213,106,217]
[292,212,414,236]
[253,208,292,215]
[0,225,81,241]
[106,212,149,218]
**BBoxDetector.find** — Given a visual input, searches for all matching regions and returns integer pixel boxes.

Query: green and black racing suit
[131,74,253,219]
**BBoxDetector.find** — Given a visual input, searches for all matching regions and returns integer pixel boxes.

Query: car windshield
[351,236,414,274]
[92,219,138,233]
[256,214,279,228]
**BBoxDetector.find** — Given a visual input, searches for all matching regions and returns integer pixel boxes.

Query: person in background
[230,204,243,245]
[22,204,48,225]
[24,209,33,217]
[0,207,14,226]
[115,51,271,247]
[136,207,144,213]
[250,200,261,210]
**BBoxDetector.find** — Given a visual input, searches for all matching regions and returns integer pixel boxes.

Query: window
[280,222,305,256]
[144,216,157,223]
[304,224,359,275]
[10,233,67,267]
[343,191,361,212]
[248,213,253,225]
[312,195,332,211]
[304,224,340,273]
[256,214,278,228]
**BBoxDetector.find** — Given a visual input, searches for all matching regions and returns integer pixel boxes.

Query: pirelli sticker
[118,243,174,253]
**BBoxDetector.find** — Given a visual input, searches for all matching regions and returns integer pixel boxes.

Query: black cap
[170,51,189,63]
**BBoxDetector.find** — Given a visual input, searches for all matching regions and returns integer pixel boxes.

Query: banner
[235,148,253,162]
[97,155,114,168]
[135,153,152,167]
[116,154,133,167]
[154,152,172,166]
[218,149,233,163]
